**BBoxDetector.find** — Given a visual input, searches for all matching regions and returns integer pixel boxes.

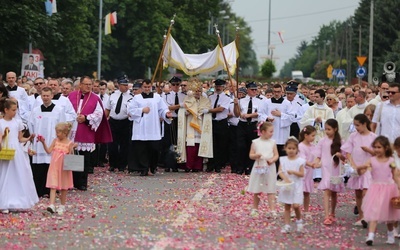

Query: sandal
[323,218,332,225]
[329,214,336,222]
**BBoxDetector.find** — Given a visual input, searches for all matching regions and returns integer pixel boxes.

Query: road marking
[151,174,217,250]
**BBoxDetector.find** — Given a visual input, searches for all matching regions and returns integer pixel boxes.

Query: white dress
[0,118,39,210]
[277,156,306,205]
[246,138,277,194]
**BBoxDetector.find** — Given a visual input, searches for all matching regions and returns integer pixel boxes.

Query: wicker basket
[391,196,400,209]
[0,129,15,160]
[330,156,344,185]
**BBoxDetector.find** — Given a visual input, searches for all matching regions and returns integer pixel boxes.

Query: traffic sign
[332,69,338,76]
[336,69,346,79]
[356,66,367,78]
[357,56,367,66]
[327,64,333,79]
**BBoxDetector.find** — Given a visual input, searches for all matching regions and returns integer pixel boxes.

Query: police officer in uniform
[206,79,231,173]
[105,75,134,172]
[161,76,182,172]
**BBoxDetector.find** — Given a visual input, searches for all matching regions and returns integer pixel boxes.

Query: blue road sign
[356,66,367,78]
[336,69,346,79]
[332,69,338,76]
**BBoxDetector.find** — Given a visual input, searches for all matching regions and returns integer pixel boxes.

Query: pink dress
[313,137,345,192]
[46,140,73,190]
[299,142,315,193]
[362,157,400,222]
[341,132,376,190]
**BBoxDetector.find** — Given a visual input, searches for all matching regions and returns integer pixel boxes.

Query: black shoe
[215,169,221,173]
[118,169,125,172]
[313,178,321,183]
[185,169,190,173]
[354,206,359,215]
[361,219,368,228]
[192,169,199,173]
[244,170,251,175]
[172,169,178,172]
[77,186,87,191]
[165,168,171,172]
[140,171,148,176]
[108,167,115,172]
[206,168,213,173]
[236,170,243,175]
[88,170,94,174]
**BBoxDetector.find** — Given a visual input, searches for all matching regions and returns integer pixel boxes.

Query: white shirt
[8,86,29,123]
[372,100,400,143]
[33,94,77,123]
[161,90,179,118]
[237,95,266,122]
[208,92,231,120]
[105,90,133,120]
[128,93,170,141]
[265,97,292,145]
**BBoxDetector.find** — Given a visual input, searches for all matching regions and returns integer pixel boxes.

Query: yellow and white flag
[163,34,238,75]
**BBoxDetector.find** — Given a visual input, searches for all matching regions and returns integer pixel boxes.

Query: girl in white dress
[0,98,38,213]
[247,122,279,217]
[278,137,305,233]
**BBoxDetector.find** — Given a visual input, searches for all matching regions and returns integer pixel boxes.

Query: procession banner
[163,34,238,75]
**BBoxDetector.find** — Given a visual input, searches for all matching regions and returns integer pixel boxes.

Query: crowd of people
[0,70,400,246]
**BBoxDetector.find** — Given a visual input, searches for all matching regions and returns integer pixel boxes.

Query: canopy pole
[214,24,235,98]
[151,14,176,93]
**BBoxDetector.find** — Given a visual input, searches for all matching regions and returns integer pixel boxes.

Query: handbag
[63,152,84,172]
[0,129,15,160]
[330,156,345,185]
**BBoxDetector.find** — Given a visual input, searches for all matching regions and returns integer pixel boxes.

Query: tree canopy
[0,0,258,80]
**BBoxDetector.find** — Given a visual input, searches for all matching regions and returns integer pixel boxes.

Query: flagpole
[235,26,240,98]
[151,14,176,93]
[214,24,235,98]
[97,0,103,80]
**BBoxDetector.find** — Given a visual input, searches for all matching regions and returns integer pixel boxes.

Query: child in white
[247,122,279,217]
[0,98,38,213]
[278,137,306,233]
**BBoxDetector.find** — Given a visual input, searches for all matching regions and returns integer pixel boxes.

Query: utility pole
[267,0,271,55]
[97,0,103,80]
[359,25,361,85]
[368,0,374,84]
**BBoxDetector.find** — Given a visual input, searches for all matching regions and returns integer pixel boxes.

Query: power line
[248,5,357,23]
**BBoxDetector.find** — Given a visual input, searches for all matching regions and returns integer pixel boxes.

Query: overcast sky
[230,0,361,75]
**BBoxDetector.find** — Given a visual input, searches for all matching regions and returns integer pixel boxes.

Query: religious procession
[2,0,400,249]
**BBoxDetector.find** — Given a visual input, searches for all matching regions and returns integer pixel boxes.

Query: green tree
[260,59,276,78]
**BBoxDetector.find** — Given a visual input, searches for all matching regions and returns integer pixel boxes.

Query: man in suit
[24,55,39,71]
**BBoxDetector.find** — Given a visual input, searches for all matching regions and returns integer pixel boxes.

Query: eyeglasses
[180,85,187,87]
[171,83,179,86]
[249,89,258,91]
[366,92,372,94]
[387,91,399,95]
[382,96,389,99]
[34,82,45,86]
[326,98,332,101]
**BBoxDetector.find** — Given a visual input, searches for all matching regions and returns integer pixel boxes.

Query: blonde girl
[247,122,279,217]
[39,122,75,215]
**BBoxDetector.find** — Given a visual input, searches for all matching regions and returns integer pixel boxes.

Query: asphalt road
[0,167,399,249]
